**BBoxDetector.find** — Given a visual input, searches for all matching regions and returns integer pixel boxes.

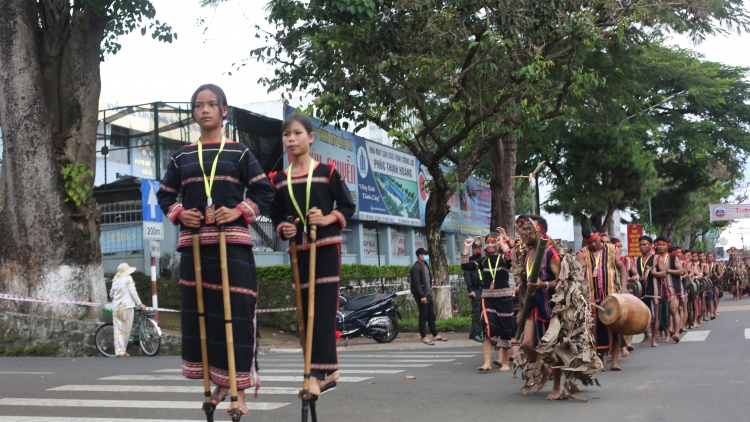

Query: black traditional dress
[636,254,659,324]
[522,246,559,345]
[269,160,355,379]
[157,138,274,390]
[461,253,513,349]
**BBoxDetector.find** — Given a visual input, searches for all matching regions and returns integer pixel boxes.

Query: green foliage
[22,344,60,357]
[399,316,472,333]
[4,336,21,343]
[97,0,177,60]
[61,163,94,206]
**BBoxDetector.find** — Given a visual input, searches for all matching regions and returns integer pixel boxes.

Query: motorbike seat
[343,293,390,311]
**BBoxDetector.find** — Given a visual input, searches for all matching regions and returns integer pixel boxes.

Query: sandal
[422,340,435,346]
[433,337,449,342]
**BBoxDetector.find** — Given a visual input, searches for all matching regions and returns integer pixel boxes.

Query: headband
[640,239,653,245]
[583,231,599,243]
[654,241,668,246]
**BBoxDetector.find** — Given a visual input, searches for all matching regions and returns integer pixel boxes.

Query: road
[1,296,749,422]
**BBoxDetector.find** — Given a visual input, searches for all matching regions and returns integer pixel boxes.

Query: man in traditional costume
[517,216,562,399]
[576,226,627,370]
[629,236,660,347]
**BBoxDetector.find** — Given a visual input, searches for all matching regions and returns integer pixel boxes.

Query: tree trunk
[423,164,453,319]
[600,204,616,234]
[0,2,107,319]
[490,135,517,235]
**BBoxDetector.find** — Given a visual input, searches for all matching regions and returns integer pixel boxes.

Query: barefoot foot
[546,389,562,400]
[532,367,552,394]
[226,389,249,415]
[499,365,510,372]
[639,336,650,347]
[210,386,228,406]
[321,371,340,389]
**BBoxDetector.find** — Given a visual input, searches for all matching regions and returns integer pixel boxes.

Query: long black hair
[190,84,228,122]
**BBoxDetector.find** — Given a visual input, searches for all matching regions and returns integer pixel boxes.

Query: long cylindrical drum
[598,293,651,335]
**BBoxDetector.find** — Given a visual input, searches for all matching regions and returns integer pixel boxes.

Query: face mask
[424,256,430,264]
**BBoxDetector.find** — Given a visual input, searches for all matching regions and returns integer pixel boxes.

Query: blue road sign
[141,180,164,223]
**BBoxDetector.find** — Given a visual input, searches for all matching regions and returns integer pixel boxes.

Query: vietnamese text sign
[627,224,643,257]
[709,204,750,221]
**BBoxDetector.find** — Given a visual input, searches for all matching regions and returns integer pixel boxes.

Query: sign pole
[150,240,160,322]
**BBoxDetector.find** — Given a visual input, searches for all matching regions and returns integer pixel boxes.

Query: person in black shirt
[157,84,274,416]
[270,114,356,398]
[410,248,447,345]
[464,238,484,342]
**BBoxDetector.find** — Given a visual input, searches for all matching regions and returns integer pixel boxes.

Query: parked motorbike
[336,286,401,345]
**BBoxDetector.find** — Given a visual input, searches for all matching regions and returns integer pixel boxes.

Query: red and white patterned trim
[285,236,343,253]
[310,363,339,371]
[331,210,346,229]
[274,177,330,189]
[181,176,241,186]
[248,173,267,186]
[179,279,257,297]
[160,184,177,194]
[167,202,186,224]
[482,288,514,298]
[177,227,254,248]
[209,365,253,390]
[236,199,260,225]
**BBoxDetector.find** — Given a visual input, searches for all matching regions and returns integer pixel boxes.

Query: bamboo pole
[288,217,306,351]
[515,237,549,340]
[301,211,318,421]
[192,229,215,420]
[219,225,242,421]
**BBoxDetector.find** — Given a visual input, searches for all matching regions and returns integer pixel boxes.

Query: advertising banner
[709,204,750,221]
[460,176,492,235]
[285,106,491,230]
[627,224,643,257]
[418,166,461,232]
[357,140,420,225]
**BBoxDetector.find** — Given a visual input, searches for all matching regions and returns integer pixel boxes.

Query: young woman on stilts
[157,84,274,416]
[269,113,355,398]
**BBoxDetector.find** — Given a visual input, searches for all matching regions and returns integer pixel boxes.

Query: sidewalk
[258,330,482,354]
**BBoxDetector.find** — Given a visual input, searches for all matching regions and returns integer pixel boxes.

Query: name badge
[205,204,216,225]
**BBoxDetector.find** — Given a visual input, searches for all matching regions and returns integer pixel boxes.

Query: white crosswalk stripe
[0,398,288,411]
[745,328,750,339]
[1,348,477,420]
[261,369,405,374]
[681,330,710,341]
[48,385,300,395]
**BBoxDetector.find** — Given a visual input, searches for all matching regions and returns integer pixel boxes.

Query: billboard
[418,166,461,232]
[285,106,491,230]
[709,204,750,221]
[460,176,492,235]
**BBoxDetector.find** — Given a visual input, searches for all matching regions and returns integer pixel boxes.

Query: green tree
[237,0,747,317]
[0,1,174,318]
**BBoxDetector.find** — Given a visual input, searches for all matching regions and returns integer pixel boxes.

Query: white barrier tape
[0,293,179,313]
[257,307,297,313]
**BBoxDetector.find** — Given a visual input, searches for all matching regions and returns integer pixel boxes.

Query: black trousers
[416,298,438,338]
[470,294,483,338]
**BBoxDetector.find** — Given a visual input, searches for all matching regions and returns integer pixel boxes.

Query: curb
[259,339,482,354]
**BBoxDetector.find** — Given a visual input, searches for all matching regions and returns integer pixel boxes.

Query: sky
[99,0,750,246]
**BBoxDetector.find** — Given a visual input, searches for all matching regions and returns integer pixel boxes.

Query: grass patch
[399,316,472,333]
[4,336,21,343]
[23,344,60,357]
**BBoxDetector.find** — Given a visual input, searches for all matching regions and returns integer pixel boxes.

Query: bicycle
[95,305,162,357]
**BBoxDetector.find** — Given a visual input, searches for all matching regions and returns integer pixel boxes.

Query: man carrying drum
[577,226,627,370]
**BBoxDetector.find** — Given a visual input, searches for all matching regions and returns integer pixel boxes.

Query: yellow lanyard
[197,135,226,205]
[591,249,602,275]
[287,158,315,228]
[525,250,534,278]
[639,255,650,275]
[488,255,501,282]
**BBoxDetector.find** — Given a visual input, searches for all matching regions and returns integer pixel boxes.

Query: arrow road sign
[142,180,164,240]
[141,180,164,223]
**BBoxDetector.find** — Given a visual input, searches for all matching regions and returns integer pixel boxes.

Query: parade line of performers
[157,84,750,416]
[460,215,749,400]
